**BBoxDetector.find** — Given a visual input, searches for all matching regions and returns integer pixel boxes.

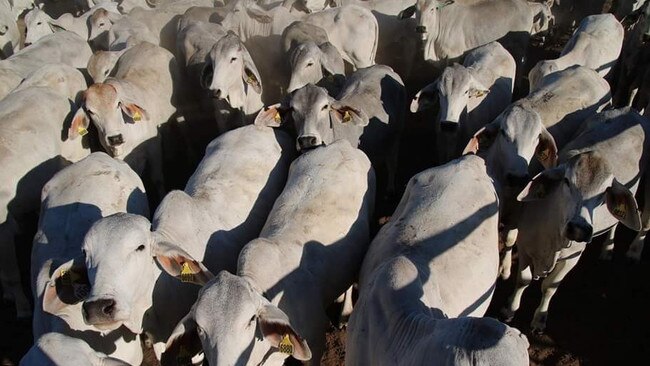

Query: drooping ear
[200,61,214,90]
[43,258,90,316]
[120,102,147,123]
[153,241,214,286]
[318,42,345,77]
[255,102,291,128]
[411,83,438,113]
[517,167,565,202]
[536,128,558,169]
[258,304,312,361]
[241,46,263,94]
[330,104,369,127]
[68,107,91,140]
[606,178,642,231]
[398,5,416,19]
[462,121,499,155]
[162,312,202,366]
[246,5,273,23]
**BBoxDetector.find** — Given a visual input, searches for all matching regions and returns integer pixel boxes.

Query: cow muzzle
[107,134,124,146]
[297,135,322,151]
[415,25,428,40]
[83,298,117,326]
[565,220,593,243]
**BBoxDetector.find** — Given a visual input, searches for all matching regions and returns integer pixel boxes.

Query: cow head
[287,41,344,92]
[69,83,147,158]
[23,8,62,46]
[42,213,213,334]
[255,84,368,151]
[201,32,262,110]
[87,50,124,83]
[163,270,311,366]
[463,105,557,226]
[399,0,455,40]
[518,152,641,245]
[528,60,559,92]
[88,8,117,42]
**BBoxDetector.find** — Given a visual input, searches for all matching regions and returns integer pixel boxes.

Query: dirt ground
[3,0,650,365]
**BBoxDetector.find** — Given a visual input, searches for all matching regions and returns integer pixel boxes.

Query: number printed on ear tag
[274,111,281,123]
[78,127,88,136]
[279,334,293,355]
[180,262,194,283]
[343,111,351,123]
[132,110,142,122]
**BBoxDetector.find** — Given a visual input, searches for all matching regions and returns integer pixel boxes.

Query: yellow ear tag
[78,127,88,137]
[180,262,194,283]
[132,110,142,122]
[278,334,294,355]
[613,199,626,219]
[343,110,352,123]
[537,149,549,161]
[273,111,281,123]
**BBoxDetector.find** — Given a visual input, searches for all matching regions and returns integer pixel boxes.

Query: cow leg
[531,249,583,334]
[599,225,617,261]
[501,253,531,323]
[0,218,31,318]
[499,228,518,280]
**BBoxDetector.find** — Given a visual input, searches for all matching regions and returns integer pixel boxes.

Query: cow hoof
[500,307,515,323]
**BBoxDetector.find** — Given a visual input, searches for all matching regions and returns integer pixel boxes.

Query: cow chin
[106,145,125,159]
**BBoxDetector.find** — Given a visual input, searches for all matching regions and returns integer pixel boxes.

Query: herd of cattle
[1,0,650,364]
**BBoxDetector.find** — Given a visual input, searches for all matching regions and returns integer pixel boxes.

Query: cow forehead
[84,214,150,255]
[567,152,611,196]
[291,85,329,111]
[501,106,541,137]
[86,84,118,105]
[438,65,471,92]
[195,273,259,326]
[90,8,109,23]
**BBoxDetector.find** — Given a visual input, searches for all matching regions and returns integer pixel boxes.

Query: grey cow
[256,64,405,193]
[164,140,375,366]
[502,108,650,332]
[411,42,516,163]
[346,155,529,366]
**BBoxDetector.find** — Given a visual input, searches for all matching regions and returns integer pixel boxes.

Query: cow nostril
[107,134,124,146]
[102,299,115,315]
[212,89,222,99]
[566,221,593,243]
[298,136,318,150]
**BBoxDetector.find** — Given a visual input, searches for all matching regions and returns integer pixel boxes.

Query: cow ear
[462,122,498,155]
[517,167,564,202]
[318,42,344,77]
[120,102,147,123]
[255,103,290,128]
[398,5,416,19]
[162,312,202,366]
[606,178,642,231]
[43,258,90,316]
[411,83,438,113]
[241,48,262,94]
[153,241,214,286]
[69,108,91,140]
[258,304,312,361]
[536,128,558,169]
[246,6,273,23]
[330,104,369,127]
[200,62,214,89]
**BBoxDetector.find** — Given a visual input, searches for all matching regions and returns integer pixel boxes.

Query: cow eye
[86,109,95,116]
[563,177,570,186]
[321,104,328,111]
[37,21,42,25]
[230,57,238,63]
[99,22,105,27]
[306,62,314,67]
[136,244,145,252]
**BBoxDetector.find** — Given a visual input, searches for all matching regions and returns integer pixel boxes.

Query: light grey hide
[12,63,88,101]
[0,70,90,319]
[282,21,345,92]
[23,1,120,46]
[346,154,529,366]
[400,0,534,64]
[256,64,405,193]
[74,125,294,359]
[20,333,131,366]
[502,108,650,332]
[0,31,92,100]
[528,1,554,35]
[411,42,515,163]
[164,139,375,366]
[32,152,149,365]
[464,65,611,231]
[528,14,624,92]
[0,0,19,58]
[70,42,177,199]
